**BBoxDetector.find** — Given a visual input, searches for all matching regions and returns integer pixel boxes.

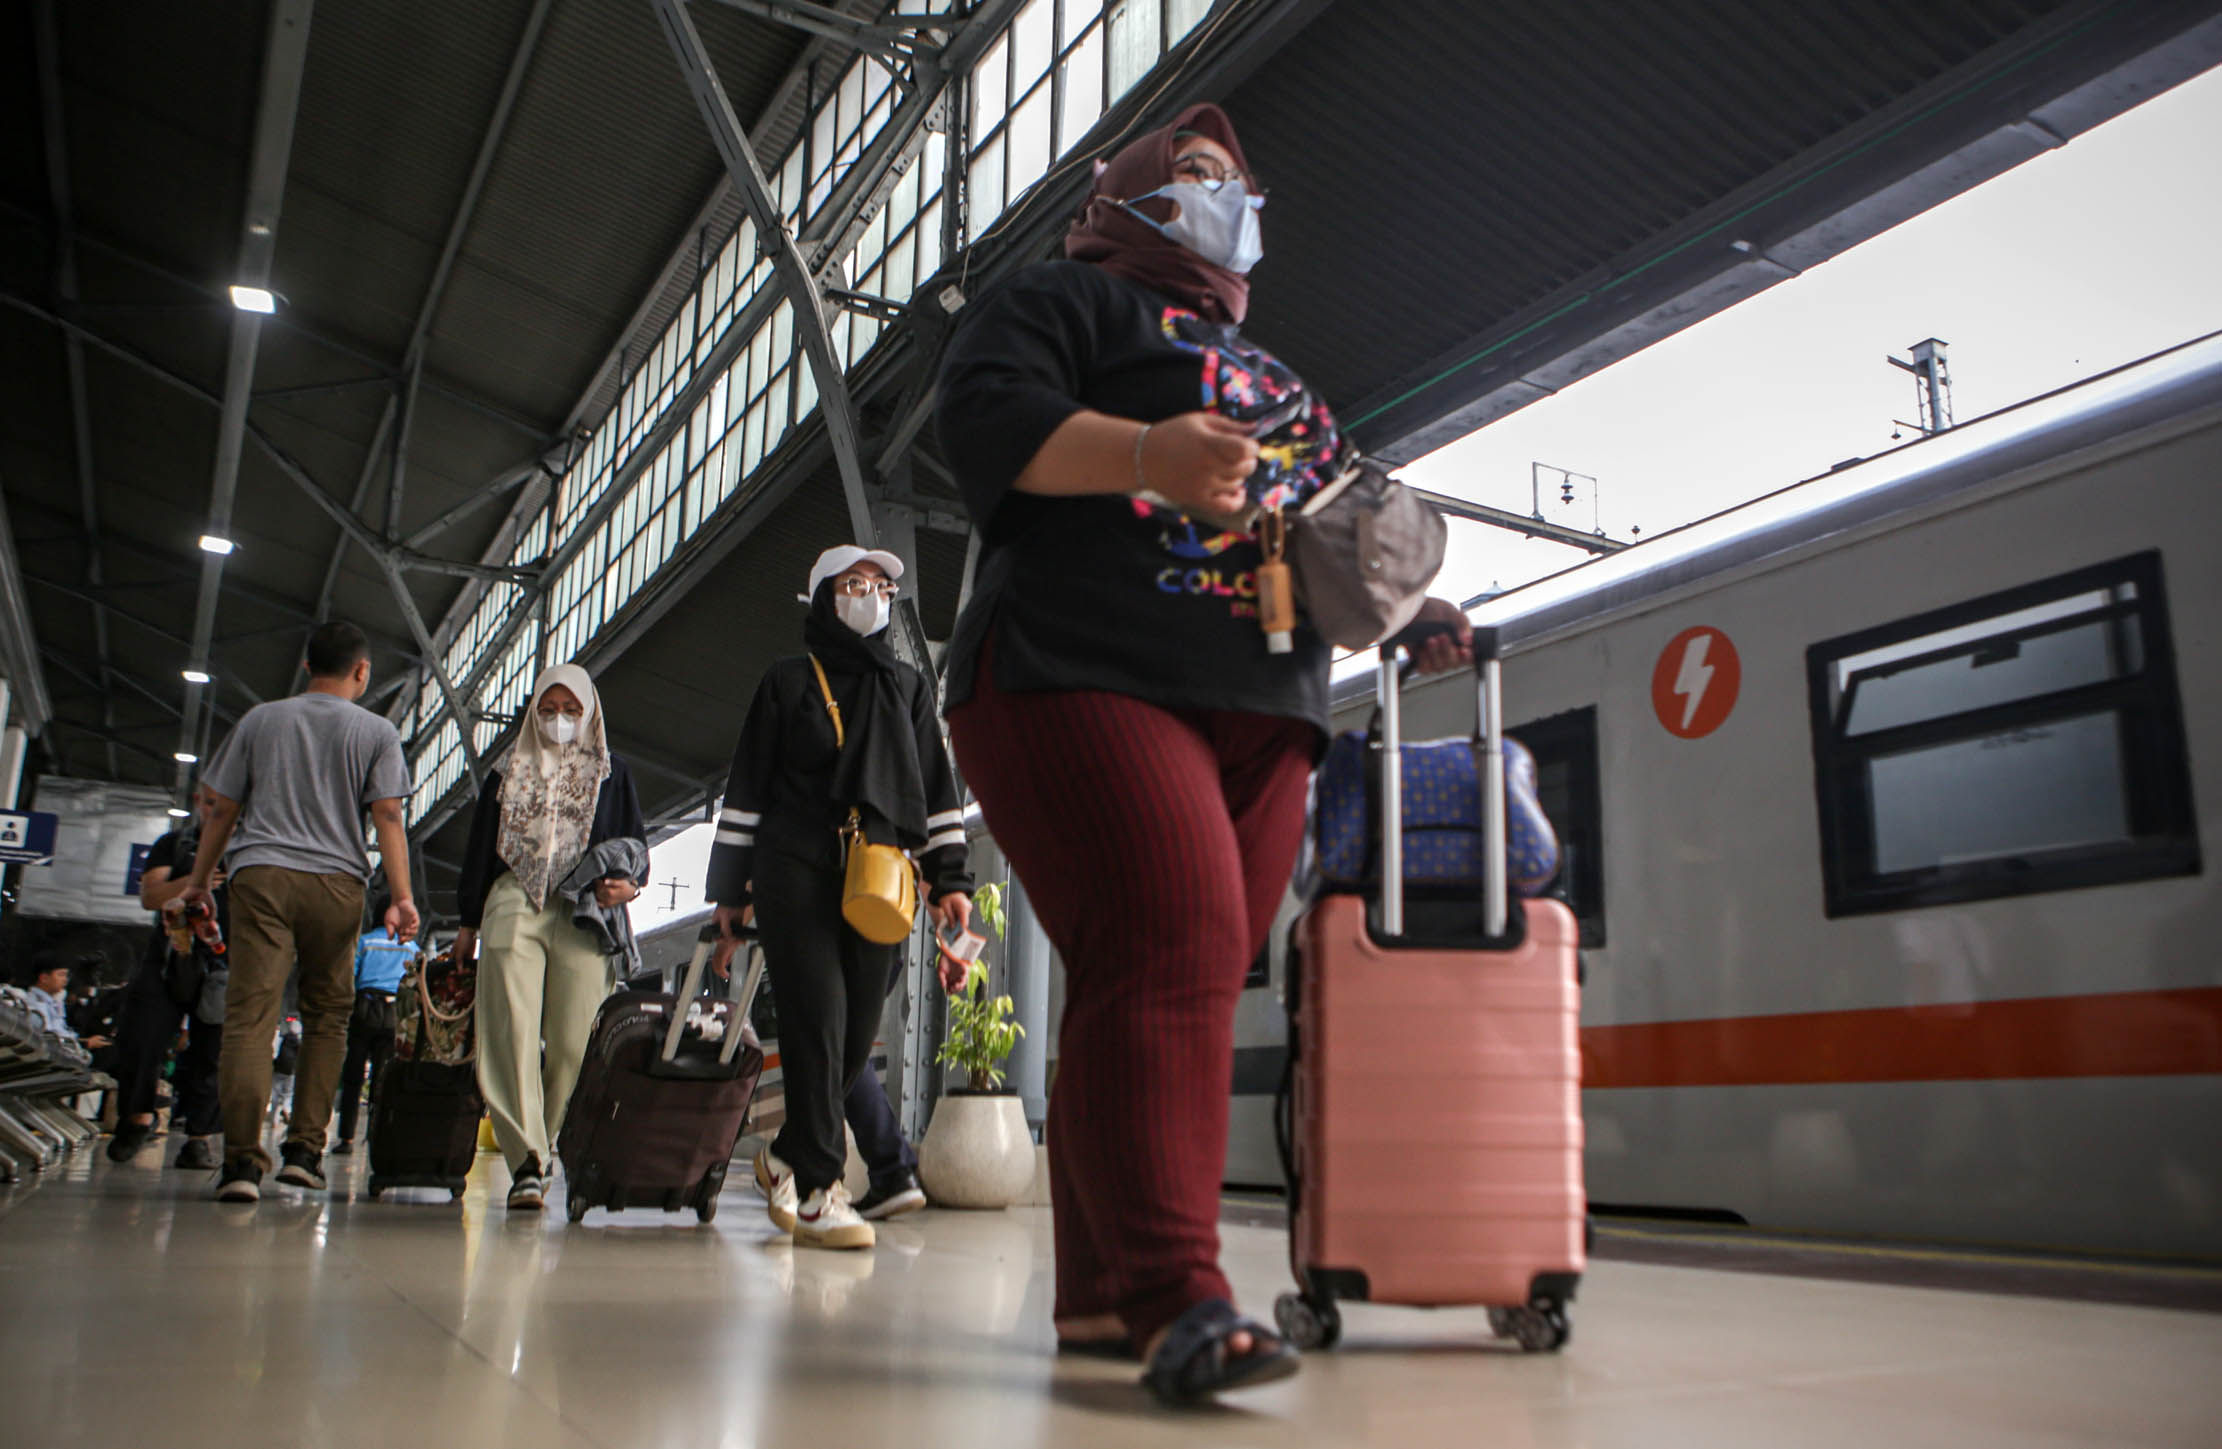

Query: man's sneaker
[173,1137,218,1172]
[215,1162,262,1203]
[105,1120,154,1163]
[855,1172,927,1221]
[792,1182,875,1250]
[754,1146,799,1232]
[508,1155,545,1212]
[328,1139,354,1156]
[275,1144,328,1191]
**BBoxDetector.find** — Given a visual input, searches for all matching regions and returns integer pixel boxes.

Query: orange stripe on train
[1582,987,2222,1088]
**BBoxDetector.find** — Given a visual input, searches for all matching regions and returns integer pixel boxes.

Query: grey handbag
[1287,457,1448,649]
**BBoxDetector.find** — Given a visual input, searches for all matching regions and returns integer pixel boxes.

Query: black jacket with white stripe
[704,654,971,909]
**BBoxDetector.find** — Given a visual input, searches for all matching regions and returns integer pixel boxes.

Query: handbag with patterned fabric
[394,950,477,1066]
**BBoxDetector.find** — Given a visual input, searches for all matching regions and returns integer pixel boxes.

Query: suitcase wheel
[1489,1304,1571,1353]
[1273,1293,1341,1352]
[366,1177,384,1201]
[566,1193,589,1225]
[695,1191,717,1224]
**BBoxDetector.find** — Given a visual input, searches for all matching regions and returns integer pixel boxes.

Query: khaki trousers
[475,873,611,1174]
[221,866,365,1171]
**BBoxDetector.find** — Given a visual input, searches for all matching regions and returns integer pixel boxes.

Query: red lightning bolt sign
[1651,626,1742,739]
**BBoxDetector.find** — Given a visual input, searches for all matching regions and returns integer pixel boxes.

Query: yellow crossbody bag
[810,656,918,945]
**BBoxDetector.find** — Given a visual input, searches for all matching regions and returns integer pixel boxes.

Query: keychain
[1258,505,1296,654]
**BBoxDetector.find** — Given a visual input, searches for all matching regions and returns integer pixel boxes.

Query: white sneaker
[792,1181,875,1251]
[754,1146,799,1232]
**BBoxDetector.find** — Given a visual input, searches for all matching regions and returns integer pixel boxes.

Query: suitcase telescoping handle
[1376,619,1507,940]
[664,922,764,1067]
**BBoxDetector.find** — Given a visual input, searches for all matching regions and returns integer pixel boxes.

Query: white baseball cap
[800,544,905,603]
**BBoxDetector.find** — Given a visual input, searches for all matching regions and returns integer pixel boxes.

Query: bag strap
[808,655,845,749]
[413,956,471,1026]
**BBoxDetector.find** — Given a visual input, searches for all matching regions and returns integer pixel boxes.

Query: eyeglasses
[834,575,898,599]
[1171,152,1245,190]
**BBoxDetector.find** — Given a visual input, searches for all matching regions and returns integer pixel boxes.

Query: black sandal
[1140,1298,1300,1406]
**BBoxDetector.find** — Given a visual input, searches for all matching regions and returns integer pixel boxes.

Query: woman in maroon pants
[934,104,1467,1405]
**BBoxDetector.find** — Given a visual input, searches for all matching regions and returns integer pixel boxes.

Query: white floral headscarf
[496,663,611,910]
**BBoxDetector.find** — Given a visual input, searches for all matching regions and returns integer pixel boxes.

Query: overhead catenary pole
[173,0,316,801]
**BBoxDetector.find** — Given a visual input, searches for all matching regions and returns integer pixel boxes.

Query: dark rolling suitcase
[558,924,765,1224]
[365,1059,483,1202]
[367,951,482,1202]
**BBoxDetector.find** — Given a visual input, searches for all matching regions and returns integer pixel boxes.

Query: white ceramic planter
[918,1091,1035,1210]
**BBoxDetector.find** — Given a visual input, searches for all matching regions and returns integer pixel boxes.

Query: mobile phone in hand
[936,920,987,964]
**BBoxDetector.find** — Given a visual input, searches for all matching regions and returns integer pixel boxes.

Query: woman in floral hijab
[454,662,647,1210]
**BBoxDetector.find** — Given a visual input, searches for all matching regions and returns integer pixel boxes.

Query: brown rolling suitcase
[1277,626,1586,1352]
[557,924,765,1224]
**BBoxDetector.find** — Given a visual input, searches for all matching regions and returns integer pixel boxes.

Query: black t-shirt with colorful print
[935,261,1347,734]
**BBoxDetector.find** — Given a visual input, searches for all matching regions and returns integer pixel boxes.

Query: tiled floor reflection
[3,1146,2217,1448]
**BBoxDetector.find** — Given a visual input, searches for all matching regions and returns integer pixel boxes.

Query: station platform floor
[3,1147,2218,1449]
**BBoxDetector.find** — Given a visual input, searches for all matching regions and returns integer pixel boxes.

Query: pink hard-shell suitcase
[1277,626,1585,1352]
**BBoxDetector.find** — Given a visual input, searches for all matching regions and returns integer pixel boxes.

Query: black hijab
[802,583,929,848]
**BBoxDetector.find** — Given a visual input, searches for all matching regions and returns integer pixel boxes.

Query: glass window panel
[737,353,764,426]
[1108,0,1160,98]
[917,201,943,282]
[1167,0,1209,43]
[853,314,881,359]
[1059,0,1102,43]
[1060,23,1104,154]
[1842,593,2125,736]
[796,361,819,419]
[768,303,794,376]
[766,372,792,439]
[885,228,917,303]
[1012,0,1054,92]
[973,35,1009,135]
[743,399,766,474]
[1868,712,2132,874]
[968,135,1005,242]
[886,162,920,238]
[719,428,742,500]
[812,101,838,176]
[840,61,865,135]
[921,131,947,203]
[862,205,890,274]
[863,56,891,116]
[1008,83,1052,199]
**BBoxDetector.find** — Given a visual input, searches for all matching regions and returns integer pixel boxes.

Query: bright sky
[631,63,2222,921]
[1401,62,2222,605]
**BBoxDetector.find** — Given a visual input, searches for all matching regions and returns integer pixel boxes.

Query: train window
[1512,706,1606,946]
[1807,550,2200,916]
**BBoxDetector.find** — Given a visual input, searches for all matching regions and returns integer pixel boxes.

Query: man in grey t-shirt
[179,620,419,1202]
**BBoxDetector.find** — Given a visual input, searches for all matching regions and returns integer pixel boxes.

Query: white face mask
[835,590,892,637]
[538,712,582,747]
[1123,178,1265,274]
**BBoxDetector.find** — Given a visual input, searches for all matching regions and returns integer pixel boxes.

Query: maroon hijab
[1065,103,1255,324]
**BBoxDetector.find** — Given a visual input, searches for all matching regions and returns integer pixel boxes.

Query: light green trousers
[474,872,611,1174]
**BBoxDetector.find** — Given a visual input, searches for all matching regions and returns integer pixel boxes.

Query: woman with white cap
[705,545,973,1250]
[454,663,648,1211]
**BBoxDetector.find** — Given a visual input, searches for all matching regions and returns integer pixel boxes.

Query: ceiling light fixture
[198,534,235,555]
[166,807,191,819]
[182,668,212,685]
[228,285,277,314]
[174,751,199,764]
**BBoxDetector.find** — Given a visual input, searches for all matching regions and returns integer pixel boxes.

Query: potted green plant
[918,883,1037,1209]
